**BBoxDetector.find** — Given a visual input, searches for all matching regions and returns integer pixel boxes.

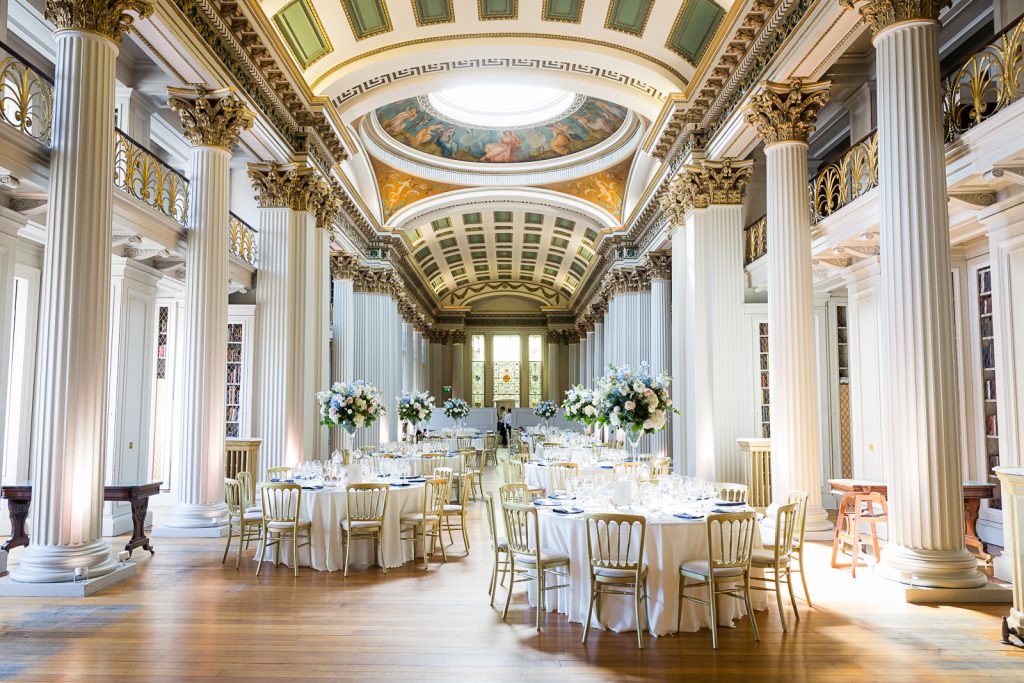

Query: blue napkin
[270,478,281,483]
[674,512,704,520]
[553,507,584,515]
[391,482,411,488]
[599,465,614,469]
[549,493,576,500]
[532,499,559,507]
[714,499,746,507]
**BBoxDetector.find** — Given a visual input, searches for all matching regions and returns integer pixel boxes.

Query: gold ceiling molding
[167,84,254,149]
[840,0,950,34]
[426,328,466,344]
[310,32,688,92]
[45,0,153,44]
[745,78,831,145]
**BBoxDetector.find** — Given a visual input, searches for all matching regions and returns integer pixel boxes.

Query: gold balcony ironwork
[809,132,878,226]
[943,15,1024,142]
[113,128,189,226]
[229,212,258,266]
[743,215,767,266]
[0,41,53,144]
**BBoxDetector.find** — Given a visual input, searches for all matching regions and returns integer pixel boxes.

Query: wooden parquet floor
[0,470,1020,682]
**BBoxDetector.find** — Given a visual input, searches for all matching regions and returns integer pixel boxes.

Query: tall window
[528,334,543,406]
[471,334,485,407]
[493,335,521,405]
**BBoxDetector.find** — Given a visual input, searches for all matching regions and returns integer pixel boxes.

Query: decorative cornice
[330,252,360,280]
[746,79,831,146]
[840,0,950,34]
[167,84,253,149]
[45,0,153,44]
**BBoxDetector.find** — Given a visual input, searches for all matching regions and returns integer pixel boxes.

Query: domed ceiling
[374,91,629,164]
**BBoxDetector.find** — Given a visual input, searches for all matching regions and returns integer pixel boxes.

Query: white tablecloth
[527,510,766,636]
[258,481,425,571]
[381,455,459,477]
[525,463,614,492]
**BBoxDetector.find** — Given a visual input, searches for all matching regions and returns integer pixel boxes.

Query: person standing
[503,408,513,448]
[497,407,507,446]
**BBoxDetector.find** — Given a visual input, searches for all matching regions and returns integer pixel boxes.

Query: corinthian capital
[45,0,153,44]
[247,162,325,212]
[315,192,342,230]
[167,85,253,150]
[745,79,831,146]
[330,252,360,280]
[840,0,950,34]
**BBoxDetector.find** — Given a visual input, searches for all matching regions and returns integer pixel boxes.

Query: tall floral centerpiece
[397,390,435,442]
[443,398,471,427]
[562,385,599,428]
[534,400,558,431]
[317,381,387,435]
[593,363,678,459]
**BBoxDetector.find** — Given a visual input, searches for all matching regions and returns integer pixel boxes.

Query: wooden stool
[831,492,888,578]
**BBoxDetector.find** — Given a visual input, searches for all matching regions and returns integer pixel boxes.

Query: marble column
[452,341,466,399]
[586,330,596,386]
[546,332,561,401]
[593,320,605,381]
[669,217,688,475]
[746,80,832,535]
[648,254,672,460]
[162,85,253,532]
[568,340,579,386]
[9,2,153,585]
[402,323,414,393]
[0,207,23,477]
[330,253,357,452]
[846,0,985,587]
[313,196,340,458]
[246,164,321,472]
[579,333,589,387]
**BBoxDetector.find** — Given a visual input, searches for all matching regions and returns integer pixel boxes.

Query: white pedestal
[0,562,135,597]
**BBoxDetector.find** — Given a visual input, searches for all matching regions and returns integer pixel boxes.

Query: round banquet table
[525,462,614,492]
[380,454,459,477]
[256,479,426,571]
[527,508,767,636]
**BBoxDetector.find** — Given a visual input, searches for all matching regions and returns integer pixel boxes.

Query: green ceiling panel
[605,0,654,36]
[274,0,332,68]
[543,0,583,23]
[479,0,517,19]
[412,0,455,25]
[341,0,392,40]
[667,0,725,65]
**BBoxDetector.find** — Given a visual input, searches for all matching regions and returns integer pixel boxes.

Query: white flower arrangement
[592,363,678,435]
[397,390,435,425]
[442,398,471,421]
[316,380,387,435]
[534,400,558,420]
[562,384,599,426]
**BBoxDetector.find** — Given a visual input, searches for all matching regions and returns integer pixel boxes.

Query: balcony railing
[229,212,258,266]
[744,215,767,267]
[113,128,189,226]
[943,14,1024,142]
[0,41,53,144]
[809,131,878,225]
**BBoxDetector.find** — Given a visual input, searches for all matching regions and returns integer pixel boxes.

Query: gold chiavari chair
[265,466,292,481]
[501,500,571,632]
[342,483,389,577]
[750,501,800,631]
[548,462,580,493]
[400,477,448,570]
[483,432,498,467]
[583,513,650,649]
[504,459,544,498]
[615,462,647,481]
[456,436,474,452]
[784,490,812,605]
[235,470,259,513]
[442,472,474,552]
[650,457,671,480]
[462,449,484,501]
[434,465,455,507]
[499,482,530,506]
[678,511,759,649]
[718,483,749,503]
[419,452,449,477]
[484,491,510,606]
[256,483,311,578]
[223,478,263,569]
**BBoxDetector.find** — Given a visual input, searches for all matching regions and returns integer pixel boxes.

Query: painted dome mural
[374,94,629,164]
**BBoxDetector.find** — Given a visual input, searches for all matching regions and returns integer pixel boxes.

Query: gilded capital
[840,0,950,34]
[315,193,342,230]
[330,252,360,280]
[645,251,672,280]
[682,158,754,207]
[247,162,324,213]
[745,79,831,146]
[167,84,253,150]
[45,0,153,44]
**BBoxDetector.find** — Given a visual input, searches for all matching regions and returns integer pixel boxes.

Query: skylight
[426,85,579,129]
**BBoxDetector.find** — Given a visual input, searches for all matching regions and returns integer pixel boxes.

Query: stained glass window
[493,335,521,405]
[471,334,485,407]
[528,334,542,406]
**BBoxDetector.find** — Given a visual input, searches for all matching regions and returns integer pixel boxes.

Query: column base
[8,538,117,583]
[905,581,1011,604]
[879,543,988,589]
[155,502,228,537]
[1008,607,1024,634]
[0,562,134,596]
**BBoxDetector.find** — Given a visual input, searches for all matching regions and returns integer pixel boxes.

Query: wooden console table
[1,481,162,557]
[828,478,995,560]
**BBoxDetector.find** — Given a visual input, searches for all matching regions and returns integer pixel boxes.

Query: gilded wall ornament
[45,0,153,44]
[167,84,253,150]
[840,0,950,34]
[745,79,831,146]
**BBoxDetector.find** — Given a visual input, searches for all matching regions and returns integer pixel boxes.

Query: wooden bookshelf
[226,322,243,438]
[758,322,770,438]
[977,266,1000,509]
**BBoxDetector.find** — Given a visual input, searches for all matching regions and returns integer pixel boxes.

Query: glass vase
[626,429,643,461]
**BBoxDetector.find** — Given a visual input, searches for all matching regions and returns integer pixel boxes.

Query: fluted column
[649,254,672,460]
[452,341,466,399]
[10,0,153,583]
[579,334,589,387]
[747,80,832,534]
[546,332,561,401]
[162,85,252,532]
[330,253,357,451]
[845,0,985,587]
[669,219,688,474]
[593,321,605,381]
